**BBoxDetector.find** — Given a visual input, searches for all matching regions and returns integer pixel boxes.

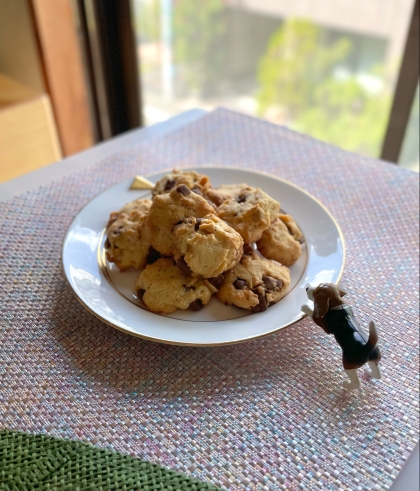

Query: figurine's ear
[313,291,330,318]
[338,287,347,297]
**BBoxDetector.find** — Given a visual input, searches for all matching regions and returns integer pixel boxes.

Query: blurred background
[0,0,418,184]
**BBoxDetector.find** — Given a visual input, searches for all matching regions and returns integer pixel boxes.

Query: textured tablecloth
[1,108,419,491]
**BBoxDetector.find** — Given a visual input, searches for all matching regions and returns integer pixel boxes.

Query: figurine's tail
[366,321,379,347]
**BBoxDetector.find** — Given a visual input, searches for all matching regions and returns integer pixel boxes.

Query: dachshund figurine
[301,283,381,390]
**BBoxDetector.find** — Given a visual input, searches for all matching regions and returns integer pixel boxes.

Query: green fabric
[0,430,220,491]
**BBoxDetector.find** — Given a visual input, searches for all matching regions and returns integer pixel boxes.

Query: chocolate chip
[234,279,247,290]
[176,184,190,196]
[237,195,246,203]
[243,244,254,255]
[112,226,123,236]
[104,238,111,249]
[189,299,203,311]
[262,276,283,292]
[191,186,202,196]
[211,195,224,207]
[146,246,161,265]
[252,287,267,312]
[164,179,176,191]
[247,243,261,255]
[195,218,202,230]
[177,257,192,275]
[136,289,145,300]
[208,273,225,289]
[262,275,277,290]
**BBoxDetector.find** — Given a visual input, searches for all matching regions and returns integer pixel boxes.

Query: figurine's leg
[343,369,361,390]
[301,304,313,319]
[364,361,382,379]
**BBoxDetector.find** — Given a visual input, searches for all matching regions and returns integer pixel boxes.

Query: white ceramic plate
[62,167,345,346]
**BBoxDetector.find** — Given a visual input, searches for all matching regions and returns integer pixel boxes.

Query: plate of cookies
[62,167,345,346]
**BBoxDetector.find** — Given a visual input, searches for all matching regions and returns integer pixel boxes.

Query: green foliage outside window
[257,19,392,157]
[135,0,161,42]
[135,3,392,158]
[173,0,226,93]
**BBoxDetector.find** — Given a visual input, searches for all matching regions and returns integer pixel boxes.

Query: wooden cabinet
[0,0,94,184]
[0,74,61,183]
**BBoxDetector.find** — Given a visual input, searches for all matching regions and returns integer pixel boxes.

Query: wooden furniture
[0,0,95,184]
[31,0,95,155]
[0,74,61,183]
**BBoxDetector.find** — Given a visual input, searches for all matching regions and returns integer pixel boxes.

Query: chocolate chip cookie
[173,214,243,278]
[257,214,303,266]
[105,199,152,271]
[153,169,211,197]
[205,183,249,207]
[106,198,152,229]
[143,184,215,256]
[216,187,280,243]
[217,252,290,311]
[135,258,213,314]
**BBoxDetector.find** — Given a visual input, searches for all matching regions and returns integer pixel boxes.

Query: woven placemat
[0,429,219,490]
[0,108,419,490]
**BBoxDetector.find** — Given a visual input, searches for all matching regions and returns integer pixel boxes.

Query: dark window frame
[381,0,419,163]
[75,0,142,141]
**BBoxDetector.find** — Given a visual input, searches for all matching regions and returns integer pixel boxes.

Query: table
[1,108,418,490]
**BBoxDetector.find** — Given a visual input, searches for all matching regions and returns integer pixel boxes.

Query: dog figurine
[301,283,381,390]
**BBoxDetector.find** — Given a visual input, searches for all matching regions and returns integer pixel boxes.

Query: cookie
[216,252,290,311]
[278,214,303,241]
[105,199,152,271]
[257,214,303,266]
[143,184,215,256]
[216,187,280,243]
[205,183,249,207]
[173,214,243,278]
[135,258,212,314]
[106,198,152,229]
[153,169,211,197]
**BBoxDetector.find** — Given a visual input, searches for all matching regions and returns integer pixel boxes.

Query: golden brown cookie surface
[216,187,280,243]
[135,258,212,314]
[153,169,211,197]
[257,214,303,266]
[143,185,215,256]
[174,214,243,278]
[217,252,290,311]
[205,183,249,207]
[105,199,152,271]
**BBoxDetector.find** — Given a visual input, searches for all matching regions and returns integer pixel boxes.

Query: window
[132,0,415,160]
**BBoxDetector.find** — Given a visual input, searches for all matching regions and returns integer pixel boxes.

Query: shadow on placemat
[50,283,300,396]
[0,429,220,491]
